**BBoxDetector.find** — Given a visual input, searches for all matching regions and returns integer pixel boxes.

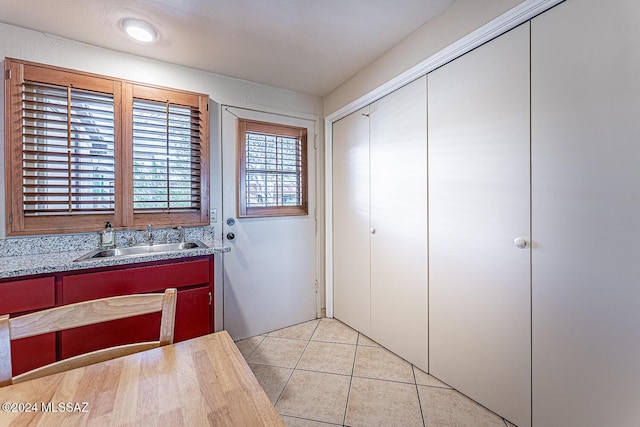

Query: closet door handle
[514,237,528,249]
[370,228,376,235]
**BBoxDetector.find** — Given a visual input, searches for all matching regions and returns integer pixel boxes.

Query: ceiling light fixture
[121,18,158,43]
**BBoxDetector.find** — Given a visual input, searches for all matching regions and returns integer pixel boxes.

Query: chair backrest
[0,288,177,387]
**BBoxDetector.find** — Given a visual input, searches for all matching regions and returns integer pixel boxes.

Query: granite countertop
[0,239,230,280]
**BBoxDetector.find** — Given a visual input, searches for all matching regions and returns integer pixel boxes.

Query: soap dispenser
[98,222,116,249]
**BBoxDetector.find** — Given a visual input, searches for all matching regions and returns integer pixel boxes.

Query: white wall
[0,22,325,327]
[0,22,324,240]
[324,0,524,116]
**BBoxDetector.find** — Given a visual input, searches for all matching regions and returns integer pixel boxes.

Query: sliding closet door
[333,107,371,336]
[428,24,531,427]
[369,77,428,370]
[531,0,640,425]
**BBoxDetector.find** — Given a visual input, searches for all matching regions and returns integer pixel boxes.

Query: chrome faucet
[167,225,185,243]
[125,235,138,246]
[144,224,154,245]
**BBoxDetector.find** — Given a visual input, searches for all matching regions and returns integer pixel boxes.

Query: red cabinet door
[11,334,57,376]
[60,258,213,359]
[61,286,211,358]
[174,286,211,342]
[0,277,57,376]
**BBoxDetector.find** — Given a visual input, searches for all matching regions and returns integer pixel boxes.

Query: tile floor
[235,318,517,427]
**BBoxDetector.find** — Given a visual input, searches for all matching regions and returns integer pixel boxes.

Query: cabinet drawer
[62,259,210,303]
[0,277,55,314]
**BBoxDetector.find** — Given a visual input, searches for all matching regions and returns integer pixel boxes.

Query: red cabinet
[0,277,57,376]
[173,286,211,342]
[60,257,213,359]
[0,255,214,374]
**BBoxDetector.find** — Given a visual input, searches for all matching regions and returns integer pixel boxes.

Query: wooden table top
[0,331,285,426]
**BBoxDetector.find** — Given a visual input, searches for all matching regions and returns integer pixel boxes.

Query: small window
[237,119,308,218]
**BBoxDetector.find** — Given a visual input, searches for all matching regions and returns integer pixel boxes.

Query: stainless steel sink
[74,241,209,262]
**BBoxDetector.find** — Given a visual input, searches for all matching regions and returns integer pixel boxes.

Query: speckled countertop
[0,241,230,280]
[0,226,230,280]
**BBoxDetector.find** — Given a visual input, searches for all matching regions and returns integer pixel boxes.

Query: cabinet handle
[208,291,212,306]
[514,237,528,249]
[370,228,376,235]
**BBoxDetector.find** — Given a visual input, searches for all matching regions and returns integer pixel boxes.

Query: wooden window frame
[4,58,210,236]
[237,119,308,218]
[124,83,210,229]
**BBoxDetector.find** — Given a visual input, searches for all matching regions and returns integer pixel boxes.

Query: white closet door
[332,107,371,336]
[370,77,428,370]
[428,24,531,427]
[532,0,640,425]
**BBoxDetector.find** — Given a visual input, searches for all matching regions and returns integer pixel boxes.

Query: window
[4,58,209,235]
[237,119,307,218]
[21,81,116,216]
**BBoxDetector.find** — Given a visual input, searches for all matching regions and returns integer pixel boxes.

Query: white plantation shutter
[21,81,115,216]
[132,99,202,212]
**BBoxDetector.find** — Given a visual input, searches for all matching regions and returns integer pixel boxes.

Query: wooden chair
[0,288,177,387]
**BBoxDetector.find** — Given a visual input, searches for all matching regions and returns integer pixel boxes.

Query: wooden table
[0,331,284,426]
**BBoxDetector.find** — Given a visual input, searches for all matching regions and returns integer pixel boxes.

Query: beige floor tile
[353,346,415,383]
[504,420,517,427]
[297,341,356,375]
[413,366,451,388]
[281,415,341,426]
[234,335,266,358]
[247,336,308,368]
[345,377,423,427]
[357,333,381,347]
[269,319,320,341]
[276,370,351,424]
[248,363,293,404]
[418,386,505,427]
[311,318,358,344]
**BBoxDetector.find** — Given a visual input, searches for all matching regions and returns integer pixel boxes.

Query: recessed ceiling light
[121,19,158,43]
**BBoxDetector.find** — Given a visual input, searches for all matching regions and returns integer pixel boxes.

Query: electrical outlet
[210,208,217,223]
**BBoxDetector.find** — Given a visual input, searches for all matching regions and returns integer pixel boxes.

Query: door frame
[219,104,323,328]
[323,0,560,317]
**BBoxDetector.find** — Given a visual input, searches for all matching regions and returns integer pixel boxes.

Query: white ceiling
[0,0,454,96]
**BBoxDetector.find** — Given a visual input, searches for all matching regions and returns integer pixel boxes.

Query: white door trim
[324,0,563,317]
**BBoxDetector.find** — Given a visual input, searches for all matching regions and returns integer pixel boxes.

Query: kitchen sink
[74,241,209,262]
